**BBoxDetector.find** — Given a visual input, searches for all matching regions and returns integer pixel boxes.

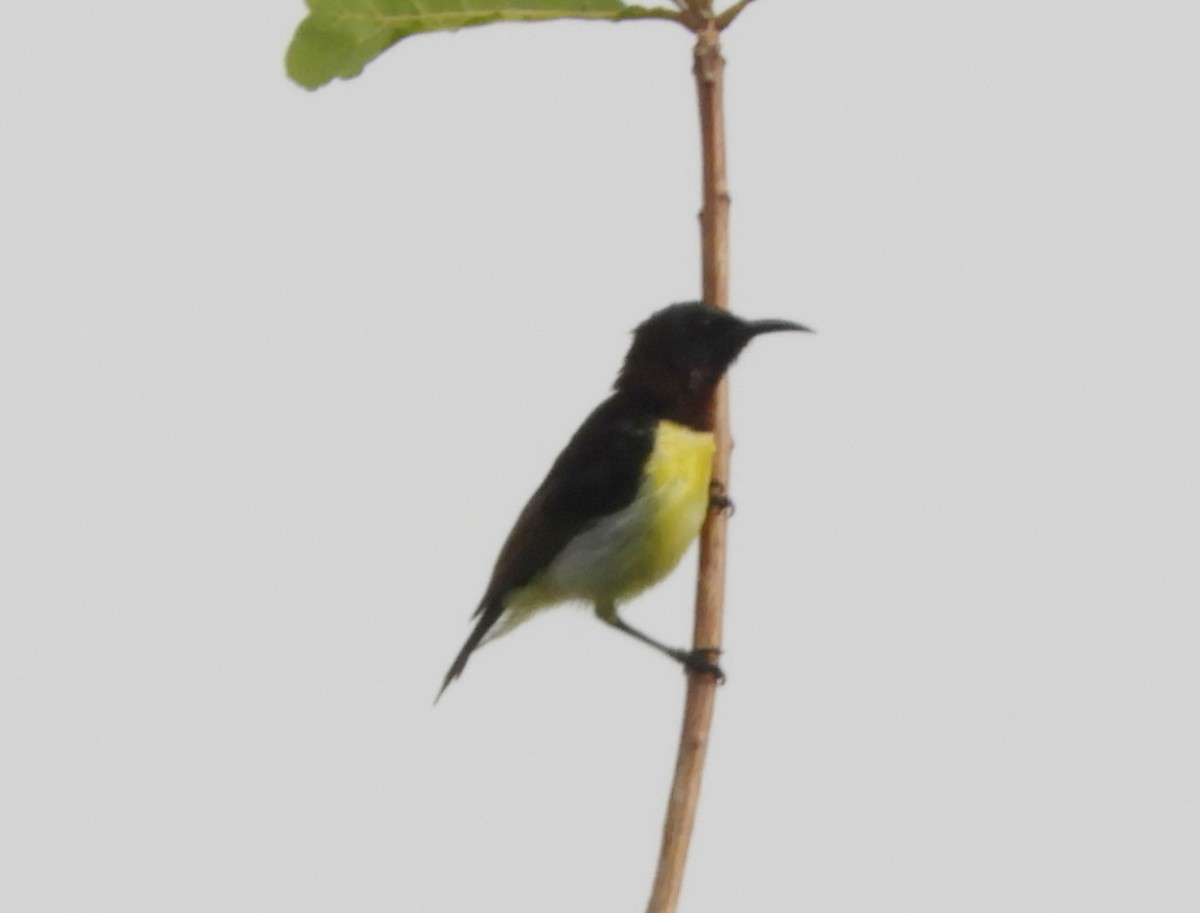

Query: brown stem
[645,22,730,913]
[715,0,757,30]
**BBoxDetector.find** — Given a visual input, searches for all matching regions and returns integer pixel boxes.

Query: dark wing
[486,394,656,600]
[437,394,655,699]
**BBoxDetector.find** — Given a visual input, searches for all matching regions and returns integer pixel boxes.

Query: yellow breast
[503,419,715,622]
[639,419,717,588]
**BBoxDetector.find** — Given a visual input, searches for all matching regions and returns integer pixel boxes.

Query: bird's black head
[615,301,810,428]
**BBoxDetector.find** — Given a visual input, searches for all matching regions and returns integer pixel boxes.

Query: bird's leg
[595,603,725,683]
[709,479,735,517]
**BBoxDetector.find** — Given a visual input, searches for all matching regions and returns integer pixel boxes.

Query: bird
[437,301,810,700]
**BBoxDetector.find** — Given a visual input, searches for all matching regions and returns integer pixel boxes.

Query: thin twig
[716,0,757,29]
[644,22,730,913]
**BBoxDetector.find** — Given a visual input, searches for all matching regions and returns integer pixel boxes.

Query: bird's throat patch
[646,420,716,496]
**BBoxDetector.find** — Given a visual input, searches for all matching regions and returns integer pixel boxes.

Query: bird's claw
[709,480,735,517]
[680,646,726,684]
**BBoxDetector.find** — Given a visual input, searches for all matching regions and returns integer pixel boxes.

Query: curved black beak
[746,318,814,337]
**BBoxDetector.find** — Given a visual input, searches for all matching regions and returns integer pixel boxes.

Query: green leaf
[286,0,677,90]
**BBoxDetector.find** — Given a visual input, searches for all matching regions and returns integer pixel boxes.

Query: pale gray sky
[2,2,1198,911]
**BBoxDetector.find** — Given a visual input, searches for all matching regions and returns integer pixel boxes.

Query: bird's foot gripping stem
[709,480,735,517]
[597,606,726,684]
[671,646,726,684]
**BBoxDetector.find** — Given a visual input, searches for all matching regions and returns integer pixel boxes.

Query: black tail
[435,597,504,703]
